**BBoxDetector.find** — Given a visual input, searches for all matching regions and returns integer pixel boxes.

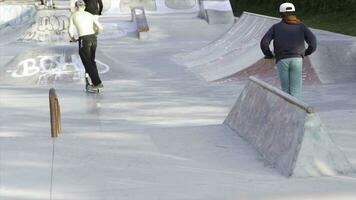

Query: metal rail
[49,88,61,137]
[249,76,314,113]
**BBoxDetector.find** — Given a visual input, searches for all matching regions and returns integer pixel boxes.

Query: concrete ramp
[182,12,279,81]
[0,4,36,44]
[174,12,356,84]
[224,77,355,177]
[0,4,36,28]
[173,12,277,68]
[309,36,356,84]
[18,9,71,43]
[105,0,200,15]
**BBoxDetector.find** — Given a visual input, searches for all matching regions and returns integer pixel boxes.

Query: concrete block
[131,7,149,40]
[200,0,234,24]
[224,77,355,177]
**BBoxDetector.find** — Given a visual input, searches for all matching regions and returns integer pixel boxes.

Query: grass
[229,1,356,36]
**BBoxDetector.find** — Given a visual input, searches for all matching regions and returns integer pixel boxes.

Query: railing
[49,88,61,137]
[249,76,314,113]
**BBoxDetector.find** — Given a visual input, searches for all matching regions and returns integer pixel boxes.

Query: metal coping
[249,76,314,113]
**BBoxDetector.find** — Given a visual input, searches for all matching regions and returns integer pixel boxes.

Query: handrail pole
[249,76,315,113]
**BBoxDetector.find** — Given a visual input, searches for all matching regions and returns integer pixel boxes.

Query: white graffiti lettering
[96,59,110,74]
[19,14,70,42]
[7,54,110,85]
[12,59,40,78]
[37,15,69,32]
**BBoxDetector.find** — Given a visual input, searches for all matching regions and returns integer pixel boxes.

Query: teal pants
[276,57,303,98]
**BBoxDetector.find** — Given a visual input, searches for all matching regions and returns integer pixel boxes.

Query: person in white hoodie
[69,0,104,92]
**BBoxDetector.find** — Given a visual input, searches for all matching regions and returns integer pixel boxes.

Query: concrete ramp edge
[0,4,37,29]
[172,12,279,67]
[224,76,355,177]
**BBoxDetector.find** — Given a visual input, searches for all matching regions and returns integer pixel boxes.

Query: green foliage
[230,0,356,15]
[229,0,356,36]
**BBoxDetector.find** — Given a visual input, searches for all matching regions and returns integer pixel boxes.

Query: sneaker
[86,83,104,93]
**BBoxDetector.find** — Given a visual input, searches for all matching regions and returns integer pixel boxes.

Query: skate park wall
[0,4,37,42]
[224,77,355,177]
[199,0,234,24]
[104,0,200,15]
[0,4,36,29]
[173,12,356,84]
[17,9,71,43]
[173,12,279,81]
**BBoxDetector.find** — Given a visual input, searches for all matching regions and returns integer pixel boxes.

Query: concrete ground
[0,7,356,200]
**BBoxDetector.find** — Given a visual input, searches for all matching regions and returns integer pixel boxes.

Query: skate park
[1,0,356,199]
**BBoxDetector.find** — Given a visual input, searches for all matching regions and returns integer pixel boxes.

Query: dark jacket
[84,0,103,15]
[260,21,317,62]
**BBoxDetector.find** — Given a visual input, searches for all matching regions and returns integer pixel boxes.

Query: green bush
[231,0,356,15]
[229,0,356,36]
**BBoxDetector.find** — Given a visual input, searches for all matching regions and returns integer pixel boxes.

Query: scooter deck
[85,74,100,93]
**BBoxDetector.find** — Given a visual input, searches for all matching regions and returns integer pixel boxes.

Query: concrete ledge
[224,77,355,177]
[199,0,234,24]
[131,7,149,40]
[205,9,234,24]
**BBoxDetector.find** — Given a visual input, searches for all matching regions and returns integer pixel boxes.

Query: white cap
[75,0,86,7]
[279,2,295,13]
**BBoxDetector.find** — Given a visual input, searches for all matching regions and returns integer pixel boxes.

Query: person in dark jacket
[84,0,103,15]
[260,2,317,98]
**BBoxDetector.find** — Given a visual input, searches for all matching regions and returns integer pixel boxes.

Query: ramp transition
[0,4,36,44]
[173,12,274,67]
[224,77,355,177]
[173,12,356,84]
[0,4,36,29]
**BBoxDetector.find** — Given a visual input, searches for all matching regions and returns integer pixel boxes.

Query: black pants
[79,34,102,86]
